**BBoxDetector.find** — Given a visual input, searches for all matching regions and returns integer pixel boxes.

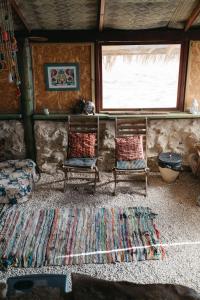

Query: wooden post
[19,38,36,161]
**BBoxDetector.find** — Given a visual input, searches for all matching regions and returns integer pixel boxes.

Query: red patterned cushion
[115,135,144,160]
[69,133,96,158]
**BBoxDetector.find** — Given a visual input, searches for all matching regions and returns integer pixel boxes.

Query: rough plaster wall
[34,120,116,173]
[98,121,115,171]
[0,121,25,160]
[148,119,200,167]
[34,121,68,173]
[99,119,200,171]
[34,119,200,172]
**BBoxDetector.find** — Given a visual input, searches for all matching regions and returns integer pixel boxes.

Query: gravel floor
[0,171,200,292]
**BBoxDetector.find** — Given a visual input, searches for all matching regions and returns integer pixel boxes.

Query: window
[101,44,182,111]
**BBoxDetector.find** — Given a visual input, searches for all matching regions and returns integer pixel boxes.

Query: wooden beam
[98,0,106,32]
[10,0,30,32]
[185,1,200,32]
[19,39,36,161]
[176,40,189,111]
[95,42,101,113]
[15,28,200,42]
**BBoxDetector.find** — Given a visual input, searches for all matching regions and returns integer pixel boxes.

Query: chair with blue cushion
[113,117,149,196]
[62,115,100,194]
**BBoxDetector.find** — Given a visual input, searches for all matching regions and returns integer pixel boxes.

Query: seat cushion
[69,133,96,158]
[115,136,144,160]
[116,159,146,170]
[64,157,97,168]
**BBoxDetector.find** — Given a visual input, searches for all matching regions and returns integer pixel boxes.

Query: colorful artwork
[44,63,79,91]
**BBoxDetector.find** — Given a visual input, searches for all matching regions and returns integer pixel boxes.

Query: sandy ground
[0,171,200,292]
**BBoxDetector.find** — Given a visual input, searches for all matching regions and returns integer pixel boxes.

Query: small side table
[158,152,182,183]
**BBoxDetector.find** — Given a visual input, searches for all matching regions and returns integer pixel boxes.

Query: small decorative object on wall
[84,100,95,115]
[43,107,49,115]
[72,98,95,115]
[44,63,79,91]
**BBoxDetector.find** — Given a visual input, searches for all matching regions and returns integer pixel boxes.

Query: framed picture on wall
[44,63,80,91]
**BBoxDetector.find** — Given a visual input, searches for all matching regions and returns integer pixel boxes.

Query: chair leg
[91,166,98,195]
[97,169,100,182]
[113,169,117,196]
[63,168,69,192]
[93,170,97,195]
[145,173,148,197]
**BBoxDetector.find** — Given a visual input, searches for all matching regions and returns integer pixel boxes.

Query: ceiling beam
[185,1,200,32]
[15,28,200,43]
[10,0,30,32]
[15,28,200,44]
[98,0,106,32]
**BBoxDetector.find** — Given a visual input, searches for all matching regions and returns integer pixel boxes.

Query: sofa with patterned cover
[0,159,37,204]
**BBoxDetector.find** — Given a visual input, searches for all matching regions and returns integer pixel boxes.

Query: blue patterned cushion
[116,159,146,170]
[0,159,35,169]
[0,159,36,204]
[64,158,97,168]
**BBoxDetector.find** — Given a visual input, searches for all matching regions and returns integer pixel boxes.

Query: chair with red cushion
[62,115,99,194]
[113,117,149,196]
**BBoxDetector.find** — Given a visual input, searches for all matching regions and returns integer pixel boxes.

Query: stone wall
[148,119,200,169]
[34,121,68,173]
[34,119,200,173]
[0,121,25,161]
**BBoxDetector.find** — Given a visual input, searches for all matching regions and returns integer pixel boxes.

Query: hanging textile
[0,0,20,91]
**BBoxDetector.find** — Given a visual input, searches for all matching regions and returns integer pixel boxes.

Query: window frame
[95,40,189,113]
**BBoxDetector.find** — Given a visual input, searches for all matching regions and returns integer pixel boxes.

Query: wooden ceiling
[11,0,200,33]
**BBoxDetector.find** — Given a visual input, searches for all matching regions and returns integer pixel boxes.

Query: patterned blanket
[0,207,165,269]
[0,159,36,204]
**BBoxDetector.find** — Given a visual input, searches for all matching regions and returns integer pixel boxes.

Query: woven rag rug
[0,206,165,269]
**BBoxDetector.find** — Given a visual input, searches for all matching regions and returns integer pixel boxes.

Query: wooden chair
[62,115,100,194]
[113,117,149,196]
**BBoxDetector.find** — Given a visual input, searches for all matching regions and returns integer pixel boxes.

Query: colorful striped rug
[0,206,165,269]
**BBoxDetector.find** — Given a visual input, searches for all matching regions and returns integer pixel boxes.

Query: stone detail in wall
[148,119,200,165]
[99,119,200,170]
[34,119,200,173]
[98,121,115,171]
[34,121,68,173]
[0,121,25,161]
[188,143,200,177]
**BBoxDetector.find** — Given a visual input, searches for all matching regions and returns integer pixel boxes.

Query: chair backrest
[68,115,99,157]
[115,117,148,161]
